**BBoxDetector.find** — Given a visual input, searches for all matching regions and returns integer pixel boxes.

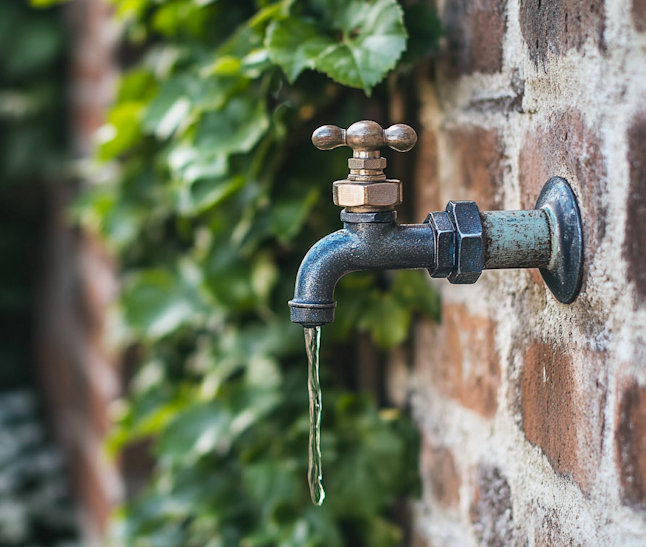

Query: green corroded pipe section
[481,209,552,270]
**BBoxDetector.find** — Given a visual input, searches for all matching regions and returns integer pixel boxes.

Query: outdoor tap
[289,121,584,327]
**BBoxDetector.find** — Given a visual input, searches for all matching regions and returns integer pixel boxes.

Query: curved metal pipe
[289,221,435,326]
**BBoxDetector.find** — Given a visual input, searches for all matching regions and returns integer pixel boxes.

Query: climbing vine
[76,0,441,544]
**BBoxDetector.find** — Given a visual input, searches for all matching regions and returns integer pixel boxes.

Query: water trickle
[304,326,325,505]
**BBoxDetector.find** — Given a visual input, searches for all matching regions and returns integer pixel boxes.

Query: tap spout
[289,213,435,327]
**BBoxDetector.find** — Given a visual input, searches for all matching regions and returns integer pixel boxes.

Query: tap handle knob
[312,120,417,155]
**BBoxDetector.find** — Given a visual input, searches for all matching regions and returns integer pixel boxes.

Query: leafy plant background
[0,1,80,545]
[74,0,441,545]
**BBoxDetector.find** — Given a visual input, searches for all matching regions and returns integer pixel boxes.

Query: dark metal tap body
[289,177,584,327]
[289,211,435,327]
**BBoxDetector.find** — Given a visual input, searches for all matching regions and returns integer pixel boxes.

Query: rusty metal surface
[481,209,551,269]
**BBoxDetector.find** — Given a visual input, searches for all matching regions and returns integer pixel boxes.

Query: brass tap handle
[312,120,417,156]
[312,121,417,211]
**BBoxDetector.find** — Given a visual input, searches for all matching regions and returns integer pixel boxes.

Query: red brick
[469,464,514,546]
[66,0,117,154]
[520,0,605,67]
[443,0,507,77]
[421,437,461,508]
[445,126,505,210]
[520,342,606,493]
[624,115,646,303]
[86,371,111,436]
[416,303,500,418]
[615,379,646,510]
[69,442,112,533]
[634,0,646,32]
[411,532,434,547]
[519,110,607,289]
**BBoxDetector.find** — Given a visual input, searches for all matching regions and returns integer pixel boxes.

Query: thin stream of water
[304,326,325,505]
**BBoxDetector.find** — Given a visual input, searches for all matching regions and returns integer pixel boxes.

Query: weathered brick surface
[615,379,646,510]
[409,0,646,543]
[519,342,605,493]
[443,0,507,77]
[413,128,441,217]
[69,443,112,534]
[624,115,646,302]
[66,0,118,155]
[469,464,514,546]
[531,508,574,546]
[411,532,434,547]
[421,436,461,508]
[416,304,500,419]
[518,109,608,284]
[634,0,646,31]
[445,126,505,210]
[520,0,605,67]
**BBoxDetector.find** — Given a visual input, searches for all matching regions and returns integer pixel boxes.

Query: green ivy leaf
[391,270,441,320]
[123,266,208,339]
[265,18,332,83]
[269,187,320,244]
[174,174,245,215]
[158,385,280,464]
[358,292,411,349]
[142,77,193,139]
[325,393,407,520]
[266,0,407,93]
[401,3,442,64]
[97,101,144,161]
[194,96,269,156]
[29,0,67,7]
[167,145,228,183]
[72,184,142,250]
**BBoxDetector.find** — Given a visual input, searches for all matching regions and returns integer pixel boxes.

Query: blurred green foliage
[0,2,80,546]
[0,0,66,388]
[0,1,66,185]
[74,0,441,545]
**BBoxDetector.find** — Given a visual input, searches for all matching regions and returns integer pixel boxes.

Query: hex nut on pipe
[446,200,484,284]
[333,179,402,209]
[425,211,455,278]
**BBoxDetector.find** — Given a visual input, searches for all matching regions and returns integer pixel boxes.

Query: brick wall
[401,0,646,543]
[36,0,121,543]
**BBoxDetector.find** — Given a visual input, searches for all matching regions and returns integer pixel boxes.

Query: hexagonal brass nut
[333,179,402,209]
[445,200,484,284]
[425,211,455,278]
[347,157,387,170]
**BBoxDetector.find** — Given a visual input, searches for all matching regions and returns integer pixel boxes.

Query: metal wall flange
[535,177,584,304]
